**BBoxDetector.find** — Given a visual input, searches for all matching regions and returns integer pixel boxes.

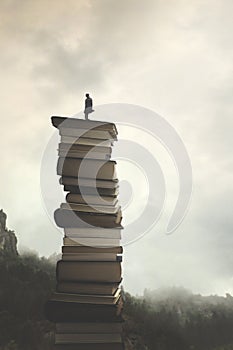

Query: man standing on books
[84,93,94,120]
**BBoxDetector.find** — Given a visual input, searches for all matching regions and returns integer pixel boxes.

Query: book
[45,297,123,322]
[66,193,118,206]
[59,127,115,141]
[53,343,124,350]
[58,151,111,160]
[56,261,121,283]
[61,246,123,254]
[64,186,119,197]
[50,288,121,305]
[54,208,122,228]
[51,116,118,137]
[63,237,121,247]
[55,332,122,344]
[58,143,112,160]
[57,158,117,180]
[64,227,122,239]
[60,203,119,215]
[62,253,122,262]
[58,143,112,154]
[56,322,123,334]
[56,281,121,295]
[60,136,113,147]
[60,177,118,189]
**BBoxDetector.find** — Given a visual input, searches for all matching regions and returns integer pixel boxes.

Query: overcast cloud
[0,0,233,295]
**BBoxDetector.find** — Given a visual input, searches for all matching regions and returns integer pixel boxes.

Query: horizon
[4,240,233,299]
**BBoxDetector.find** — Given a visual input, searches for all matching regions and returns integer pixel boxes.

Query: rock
[0,209,18,255]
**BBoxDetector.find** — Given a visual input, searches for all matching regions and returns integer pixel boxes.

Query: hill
[0,251,55,350]
[1,252,233,349]
[123,288,233,350]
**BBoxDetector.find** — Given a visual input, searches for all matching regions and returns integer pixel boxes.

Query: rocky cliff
[0,209,18,255]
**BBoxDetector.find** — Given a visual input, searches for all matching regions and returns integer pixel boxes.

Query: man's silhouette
[84,93,94,120]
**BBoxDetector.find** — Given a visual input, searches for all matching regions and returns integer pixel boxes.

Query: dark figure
[84,93,94,120]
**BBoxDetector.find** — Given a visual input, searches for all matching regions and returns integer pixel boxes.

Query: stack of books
[45,116,124,350]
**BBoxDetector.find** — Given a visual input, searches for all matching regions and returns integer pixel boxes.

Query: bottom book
[53,343,124,350]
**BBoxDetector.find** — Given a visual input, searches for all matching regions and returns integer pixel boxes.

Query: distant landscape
[1,251,233,350]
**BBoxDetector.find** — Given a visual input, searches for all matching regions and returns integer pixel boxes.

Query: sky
[0,0,233,296]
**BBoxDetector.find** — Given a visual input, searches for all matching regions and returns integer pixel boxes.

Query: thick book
[60,202,119,215]
[56,322,123,334]
[51,116,117,137]
[54,208,122,228]
[55,332,122,344]
[64,227,122,239]
[66,193,118,206]
[63,237,121,247]
[60,177,118,189]
[53,343,124,350]
[56,281,121,295]
[59,127,115,141]
[61,245,123,254]
[58,150,111,160]
[50,288,121,305]
[62,253,122,262]
[64,185,119,197]
[56,260,121,283]
[58,143,112,154]
[60,136,114,147]
[57,157,117,180]
[45,297,123,322]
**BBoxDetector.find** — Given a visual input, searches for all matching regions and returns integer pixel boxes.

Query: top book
[51,117,118,140]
